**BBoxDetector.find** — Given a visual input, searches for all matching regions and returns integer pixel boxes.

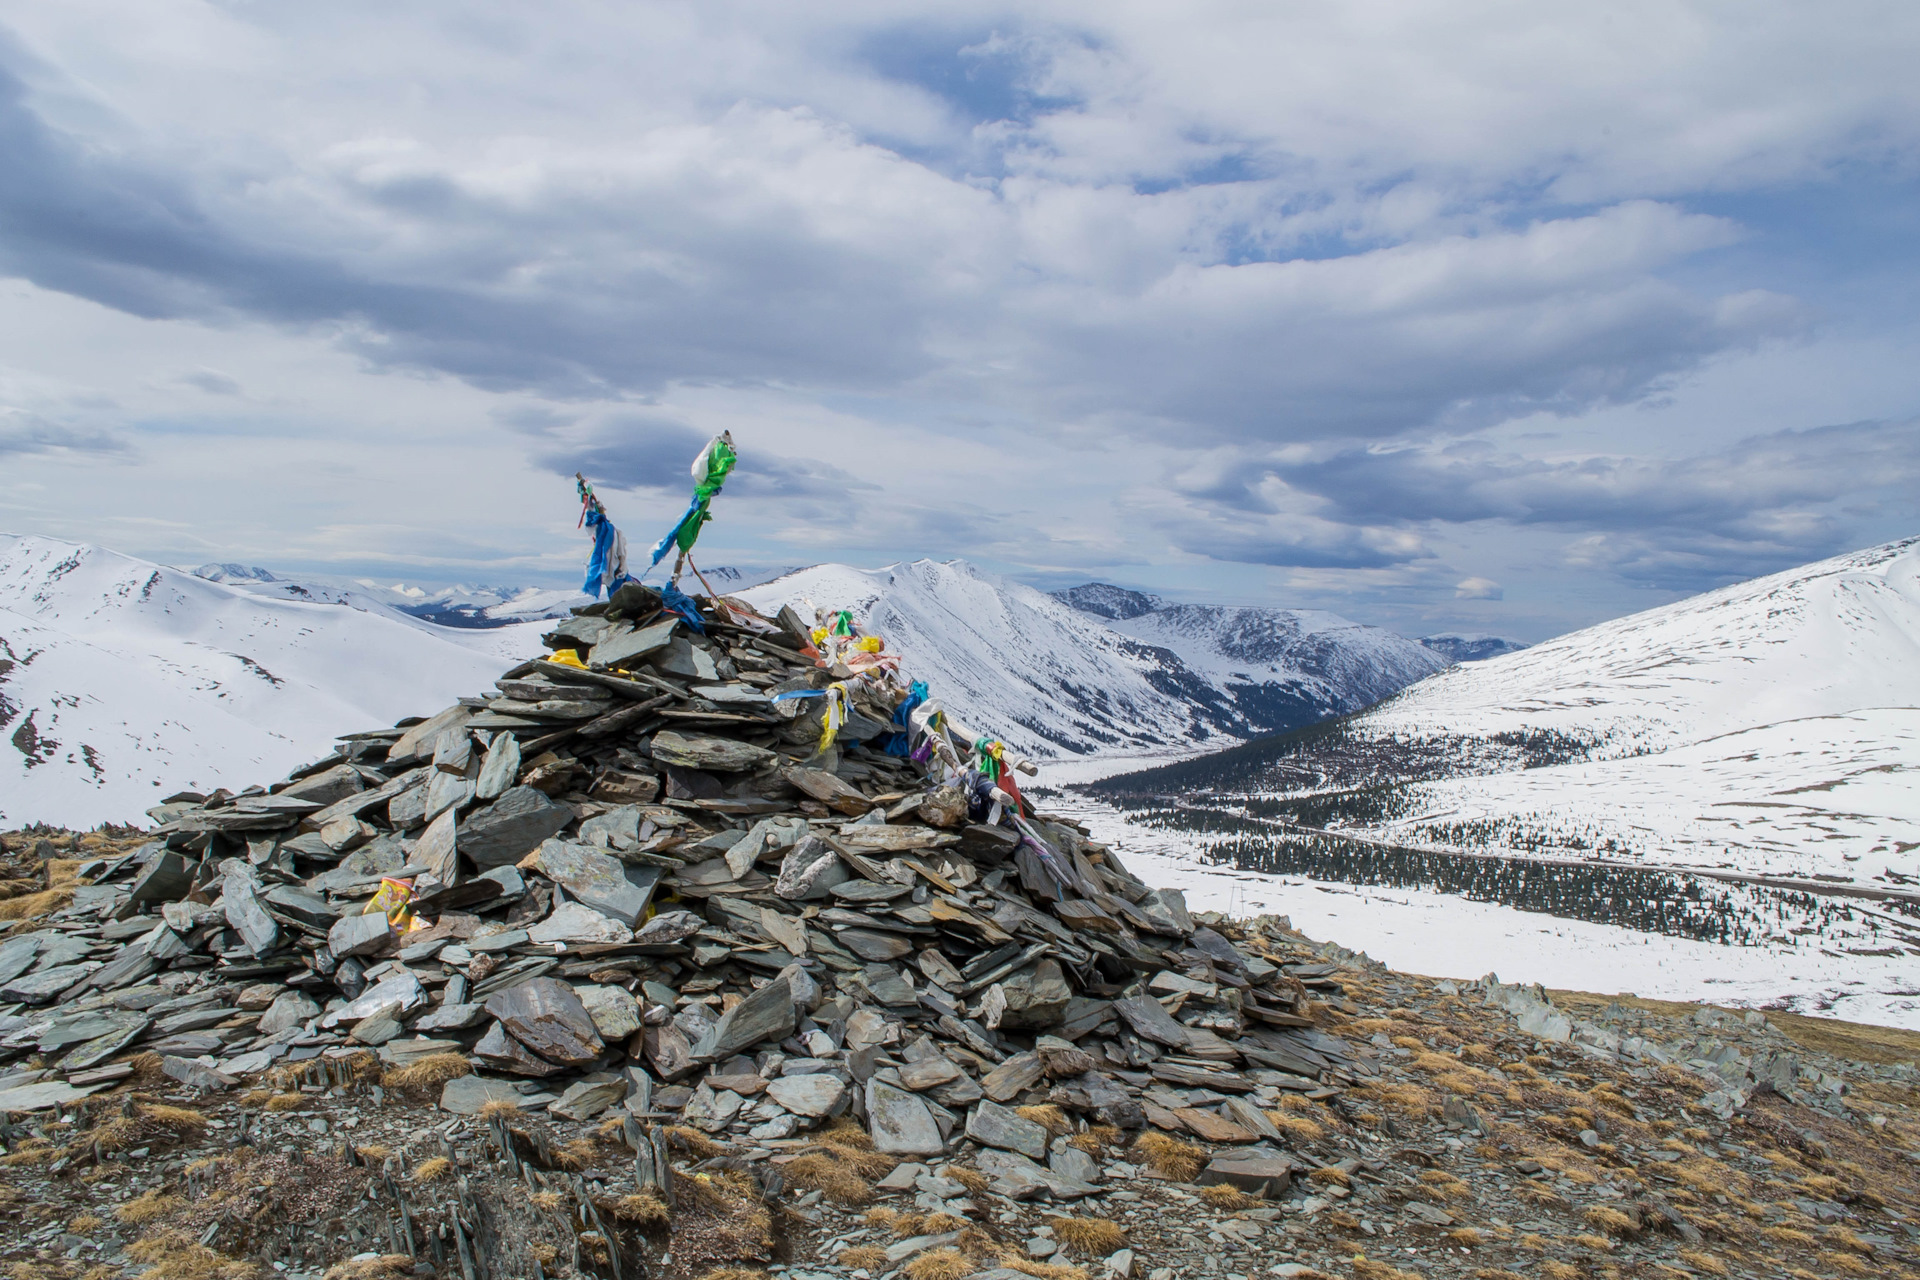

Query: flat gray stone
[866,1079,943,1155]
[460,787,574,869]
[650,730,777,774]
[123,852,195,914]
[691,974,794,1063]
[766,1072,848,1117]
[281,763,365,806]
[3,965,98,1005]
[966,1099,1050,1159]
[841,929,912,962]
[263,885,337,928]
[1113,994,1192,1048]
[0,1080,106,1113]
[528,901,632,946]
[414,807,459,884]
[222,878,281,958]
[441,1074,536,1115]
[259,991,321,1036]
[485,978,604,1065]
[474,1022,566,1077]
[530,840,659,926]
[550,1074,628,1121]
[773,836,848,901]
[328,912,392,959]
[589,618,678,670]
[981,1052,1046,1102]
[413,1002,488,1032]
[475,733,521,802]
[575,985,643,1041]
[36,1009,148,1053]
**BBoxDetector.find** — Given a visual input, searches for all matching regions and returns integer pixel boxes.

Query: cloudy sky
[2,2,1917,641]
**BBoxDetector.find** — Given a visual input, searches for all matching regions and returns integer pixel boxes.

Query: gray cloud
[0,411,126,457]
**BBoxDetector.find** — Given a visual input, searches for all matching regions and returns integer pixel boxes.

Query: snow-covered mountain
[1417,634,1527,663]
[1097,536,1920,889]
[2,540,1456,828]
[742,561,1446,758]
[1099,601,1451,732]
[187,566,587,629]
[1,535,551,828]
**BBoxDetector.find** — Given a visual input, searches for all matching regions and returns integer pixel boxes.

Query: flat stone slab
[691,974,794,1063]
[866,1079,943,1155]
[529,840,658,927]
[1113,994,1192,1048]
[460,786,574,869]
[650,730,777,773]
[0,1080,106,1112]
[766,1072,848,1117]
[966,1099,1050,1159]
[441,1074,552,1115]
[485,978,604,1065]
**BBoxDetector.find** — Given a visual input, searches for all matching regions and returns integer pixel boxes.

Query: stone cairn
[1,581,1363,1203]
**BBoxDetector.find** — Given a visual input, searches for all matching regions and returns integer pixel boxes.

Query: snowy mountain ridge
[0,535,550,828]
[1096,535,1920,891]
[739,560,1449,759]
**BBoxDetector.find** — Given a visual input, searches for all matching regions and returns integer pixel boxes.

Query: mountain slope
[0,535,548,827]
[741,561,1225,757]
[1104,602,1450,731]
[1094,536,1920,887]
[742,561,1449,759]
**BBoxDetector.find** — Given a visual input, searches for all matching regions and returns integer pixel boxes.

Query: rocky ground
[4,826,1918,1280]
[3,580,1919,1280]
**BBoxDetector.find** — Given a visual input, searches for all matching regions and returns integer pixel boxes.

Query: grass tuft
[411,1157,452,1183]
[1015,1104,1073,1136]
[1052,1216,1124,1256]
[382,1052,472,1090]
[1130,1131,1205,1182]
[904,1250,971,1280]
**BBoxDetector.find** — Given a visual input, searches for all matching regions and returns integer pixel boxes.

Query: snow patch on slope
[0,535,548,827]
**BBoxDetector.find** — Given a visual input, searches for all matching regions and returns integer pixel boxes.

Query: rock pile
[6,584,1920,1280]
[0,583,1359,1195]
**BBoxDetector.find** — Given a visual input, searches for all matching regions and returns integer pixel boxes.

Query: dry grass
[1819,1251,1871,1275]
[69,1214,102,1233]
[996,1258,1090,1280]
[123,1230,262,1280]
[607,1190,671,1228]
[322,1257,414,1280]
[477,1098,522,1119]
[691,1271,767,1280]
[263,1093,305,1112]
[1445,1228,1483,1247]
[116,1188,184,1224]
[785,1152,876,1206]
[1572,1232,1614,1251]
[1016,1104,1073,1136]
[904,1250,971,1280]
[1130,1131,1205,1182]
[1353,1080,1437,1117]
[1678,1250,1729,1276]
[411,1156,453,1183]
[1052,1216,1124,1256]
[0,887,75,918]
[1763,1226,1817,1246]
[666,1124,725,1157]
[1350,1257,1422,1280]
[1420,1169,1469,1200]
[1584,1205,1637,1236]
[382,1052,472,1090]
[1067,1124,1120,1153]
[1539,1264,1579,1280]
[1266,1110,1324,1142]
[553,1137,602,1170]
[946,1164,989,1196]
[837,1246,888,1271]
[1198,1184,1258,1209]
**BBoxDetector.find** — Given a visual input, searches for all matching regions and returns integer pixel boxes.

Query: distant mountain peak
[192,562,277,583]
[1419,634,1529,663]
[1052,582,1165,620]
